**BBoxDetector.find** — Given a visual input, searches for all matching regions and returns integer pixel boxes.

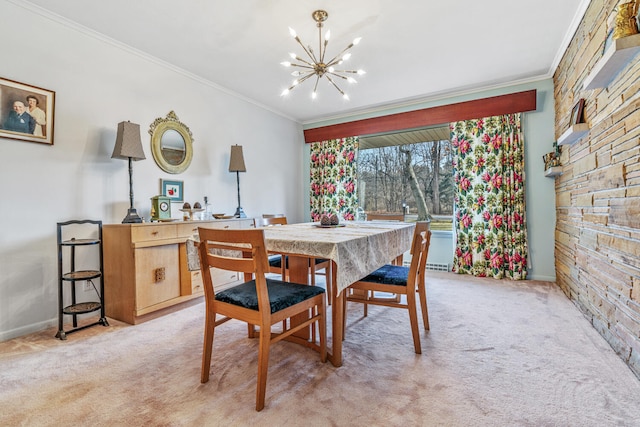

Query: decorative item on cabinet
[203,196,213,220]
[56,219,109,340]
[150,195,172,221]
[112,121,146,223]
[161,179,184,202]
[229,145,247,218]
[180,202,204,221]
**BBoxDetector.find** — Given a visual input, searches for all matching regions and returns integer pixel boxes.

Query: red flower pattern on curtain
[451,114,528,280]
[309,137,359,221]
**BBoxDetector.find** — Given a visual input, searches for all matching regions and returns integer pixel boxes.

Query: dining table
[188,220,415,367]
[259,220,415,366]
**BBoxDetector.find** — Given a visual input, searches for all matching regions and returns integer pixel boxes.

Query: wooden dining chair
[198,227,326,411]
[365,212,405,222]
[254,216,288,280]
[349,212,408,311]
[366,212,405,265]
[345,222,431,354]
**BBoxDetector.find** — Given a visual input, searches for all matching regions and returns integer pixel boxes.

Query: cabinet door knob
[152,231,158,235]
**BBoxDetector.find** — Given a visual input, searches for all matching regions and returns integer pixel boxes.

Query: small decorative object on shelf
[558,99,589,146]
[56,219,108,340]
[543,142,563,177]
[570,98,585,125]
[584,6,640,92]
[613,0,639,40]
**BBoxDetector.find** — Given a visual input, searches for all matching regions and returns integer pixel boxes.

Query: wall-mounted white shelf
[557,123,589,146]
[583,33,640,90]
[544,166,563,177]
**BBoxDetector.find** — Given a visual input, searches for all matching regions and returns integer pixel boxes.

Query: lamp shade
[228,145,246,172]
[112,121,145,161]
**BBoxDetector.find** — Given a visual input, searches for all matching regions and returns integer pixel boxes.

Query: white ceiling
[22,0,589,124]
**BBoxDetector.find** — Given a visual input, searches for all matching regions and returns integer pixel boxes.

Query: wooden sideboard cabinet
[103,218,254,324]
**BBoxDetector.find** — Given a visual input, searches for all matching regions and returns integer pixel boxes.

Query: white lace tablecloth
[188,221,415,294]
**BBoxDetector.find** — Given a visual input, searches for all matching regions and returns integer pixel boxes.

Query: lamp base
[234,206,247,218]
[122,208,143,223]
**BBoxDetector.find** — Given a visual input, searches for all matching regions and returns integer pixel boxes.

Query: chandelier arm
[327,72,349,80]
[288,72,316,91]
[325,43,355,68]
[294,36,319,65]
[325,74,346,96]
[292,56,315,67]
[290,63,315,70]
[313,75,321,93]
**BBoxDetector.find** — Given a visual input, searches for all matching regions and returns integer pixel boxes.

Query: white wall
[303,79,558,281]
[0,2,304,340]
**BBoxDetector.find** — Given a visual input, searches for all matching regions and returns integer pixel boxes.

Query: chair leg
[255,326,271,411]
[418,282,430,330]
[318,298,327,363]
[201,308,216,383]
[406,290,422,354]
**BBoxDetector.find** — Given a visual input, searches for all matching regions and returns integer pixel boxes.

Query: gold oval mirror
[149,111,193,174]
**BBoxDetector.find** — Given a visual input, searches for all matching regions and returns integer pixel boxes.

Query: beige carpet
[1,271,639,426]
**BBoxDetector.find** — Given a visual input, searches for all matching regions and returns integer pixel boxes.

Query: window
[357,127,454,230]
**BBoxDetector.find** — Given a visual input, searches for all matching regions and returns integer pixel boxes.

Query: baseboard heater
[403,261,450,272]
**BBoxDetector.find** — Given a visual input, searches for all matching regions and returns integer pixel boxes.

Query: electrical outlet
[83,282,93,292]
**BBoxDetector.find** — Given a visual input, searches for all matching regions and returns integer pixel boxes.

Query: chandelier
[281,10,365,100]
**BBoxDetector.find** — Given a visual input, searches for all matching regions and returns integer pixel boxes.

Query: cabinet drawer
[213,220,241,230]
[134,245,180,310]
[131,224,177,243]
[177,223,204,238]
[189,270,204,294]
[211,268,240,290]
[186,268,238,295]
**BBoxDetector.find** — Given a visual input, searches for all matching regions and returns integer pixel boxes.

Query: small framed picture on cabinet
[161,179,184,202]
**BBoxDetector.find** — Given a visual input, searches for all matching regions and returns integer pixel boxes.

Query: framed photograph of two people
[0,77,55,145]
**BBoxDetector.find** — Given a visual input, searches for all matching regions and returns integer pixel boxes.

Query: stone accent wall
[553,0,640,378]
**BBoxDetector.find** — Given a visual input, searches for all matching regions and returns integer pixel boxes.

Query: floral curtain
[451,114,528,280]
[309,137,359,221]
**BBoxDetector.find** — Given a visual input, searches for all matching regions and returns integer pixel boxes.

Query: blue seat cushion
[215,279,325,313]
[360,264,409,287]
[268,254,286,269]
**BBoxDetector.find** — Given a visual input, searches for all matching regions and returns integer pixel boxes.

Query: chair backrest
[407,221,431,291]
[254,216,288,227]
[198,228,271,308]
[366,212,405,222]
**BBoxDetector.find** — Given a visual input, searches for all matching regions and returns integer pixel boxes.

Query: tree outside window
[357,139,454,230]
